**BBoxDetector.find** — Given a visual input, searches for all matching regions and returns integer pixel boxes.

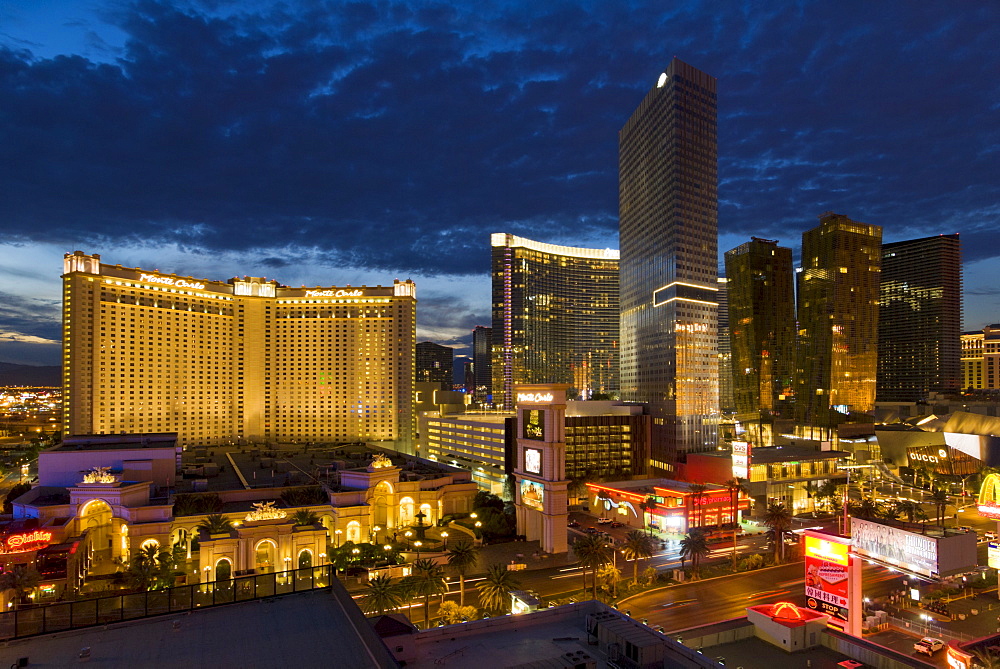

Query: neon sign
[139,273,206,290]
[979,473,1000,520]
[304,289,363,298]
[517,392,553,403]
[4,530,53,553]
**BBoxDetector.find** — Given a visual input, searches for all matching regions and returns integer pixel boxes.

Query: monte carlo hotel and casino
[61,252,416,448]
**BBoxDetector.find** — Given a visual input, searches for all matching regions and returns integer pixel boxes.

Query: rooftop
[590,478,727,496]
[691,445,849,464]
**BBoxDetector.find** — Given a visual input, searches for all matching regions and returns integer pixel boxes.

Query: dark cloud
[0,292,61,342]
[0,1,997,296]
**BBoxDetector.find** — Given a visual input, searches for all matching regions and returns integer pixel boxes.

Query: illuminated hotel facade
[62,252,416,448]
[491,234,620,410]
[618,58,719,470]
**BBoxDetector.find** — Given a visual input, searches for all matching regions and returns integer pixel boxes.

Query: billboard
[850,518,938,578]
[803,533,851,624]
[520,479,544,510]
[731,441,751,479]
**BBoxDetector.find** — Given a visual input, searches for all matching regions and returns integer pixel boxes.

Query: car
[957,525,974,533]
[596,518,613,524]
[583,527,599,534]
[568,520,581,528]
[985,530,998,541]
[913,637,945,656]
[610,521,625,528]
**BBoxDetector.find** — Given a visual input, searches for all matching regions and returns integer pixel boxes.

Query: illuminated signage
[908,447,950,465]
[947,646,973,669]
[517,392,554,404]
[691,495,730,506]
[990,542,1000,569]
[525,448,542,475]
[304,289,363,298]
[594,494,638,517]
[851,518,938,577]
[803,533,852,625]
[520,480,544,510]
[731,441,751,479]
[138,273,206,290]
[979,474,1000,520]
[522,409,544,441]
[3,530,53,553]
[245,501,287,522]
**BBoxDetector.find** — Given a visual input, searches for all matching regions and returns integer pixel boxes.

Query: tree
[930,488,950,526]
[639,496,658,535]
[573,534,611,598]
[598,564,622,598]
[620,530,654,584]
[197,514,234,535]
[815,480,839,512]
[848,497,882,521]
[723,478,748,567]
[291,509,319,526]
[476,563,521,614]
[446,541,480,607]
[679,529,709,578]
[438,600,477,625]
[361,574,402,615]
[763,503,792,563]
[117,544,175,591]
[0,565,40,608]
[406,558,446,629]
[892,499,927,524]
[688,482,708,530]
[3,482,31,514]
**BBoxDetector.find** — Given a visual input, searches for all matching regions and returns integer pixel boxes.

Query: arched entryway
[215,558,232,581]
[398,497,414,528]
[346,520,361,544]
[254,539,277,573]
[298,549,312,570]
[78,499,115,570]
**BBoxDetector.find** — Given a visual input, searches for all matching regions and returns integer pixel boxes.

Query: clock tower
[513,384,569,554]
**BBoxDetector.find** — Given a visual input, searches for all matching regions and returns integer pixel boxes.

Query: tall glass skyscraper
[472,325,492,405]
[725,238,796,443]
[878,234,962,401]
[618,58,719,471]
[795,213,882,429]
[491,233,619,410]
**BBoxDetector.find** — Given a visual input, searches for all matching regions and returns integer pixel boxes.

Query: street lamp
[441,531,449,549]
[414,541,422,560]
[334,529,343,547]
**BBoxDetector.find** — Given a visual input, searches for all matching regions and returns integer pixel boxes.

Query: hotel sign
[304,289,363,298]
[517,392,553,404]
[138,273,206,290]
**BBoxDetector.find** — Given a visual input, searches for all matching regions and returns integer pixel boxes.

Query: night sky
[2,1,998,366]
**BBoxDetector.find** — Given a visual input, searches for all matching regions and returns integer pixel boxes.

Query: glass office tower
[795,213,882,429]
[491,233,619,410]
[725,238,796,444]
[878,234,962,401]
[618,58,719,471]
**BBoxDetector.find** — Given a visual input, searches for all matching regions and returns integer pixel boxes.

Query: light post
[372,525,381,544]
[441,531,449,549]
[414,541,422,560]
[405,530,413,549]
[335,529,343,548]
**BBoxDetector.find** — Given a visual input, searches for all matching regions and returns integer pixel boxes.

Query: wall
[39,448,177,488]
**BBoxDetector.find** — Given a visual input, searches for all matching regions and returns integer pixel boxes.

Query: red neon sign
[4,530,52,553]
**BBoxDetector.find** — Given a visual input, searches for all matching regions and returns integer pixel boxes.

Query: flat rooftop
[0,587,397,668]
[692,445,849,463]
[595,478,727,495]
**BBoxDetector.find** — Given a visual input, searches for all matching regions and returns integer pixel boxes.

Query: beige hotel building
[62,251,416,448]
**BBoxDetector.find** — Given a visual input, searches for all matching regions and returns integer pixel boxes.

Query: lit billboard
[803,533,851,624]
[520,479,544,510]
[731,441,751,479]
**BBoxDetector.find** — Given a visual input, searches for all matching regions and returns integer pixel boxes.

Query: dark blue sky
[1,1,998,365]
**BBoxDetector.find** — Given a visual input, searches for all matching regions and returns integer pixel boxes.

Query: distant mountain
[0,363,61,387]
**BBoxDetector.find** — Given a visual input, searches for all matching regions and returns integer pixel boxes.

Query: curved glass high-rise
[491,234,619,409]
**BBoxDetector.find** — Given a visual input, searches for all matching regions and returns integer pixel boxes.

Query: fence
[0,564,334,641]
[887,615,976,643]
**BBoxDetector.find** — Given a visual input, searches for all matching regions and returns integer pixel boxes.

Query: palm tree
[446,541,480,607]
[973,647,1000,669]
[892,499,926,524]
[679,529,709,578]
[361,574,403,615]
[0,565,40,609]
[930,488,949,526]
[598,564,622,598]
[723,478,748,567]
[848,497,882,521]
[197,514,234,535]
[763,503,792,563]
[620,530,654,584]
[573,533,611,598]
[291,509,319,526]
[815,480,839,512]
[476,563,521,614]
[639,496,658,535]
[407,558,446,629]
[688,482,708,530]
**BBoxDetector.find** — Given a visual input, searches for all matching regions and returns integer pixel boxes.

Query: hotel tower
[62,251,416,448]
[618,58,719,471]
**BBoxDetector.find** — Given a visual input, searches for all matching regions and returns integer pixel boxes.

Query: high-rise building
[794,213,882,428]
[491,233,619,409]
[472,325,492,405]
[618,58,719,470]
[62,251,416,448]
[416,341,453,389]
[961,325,1000,390]
[877,235,962,401]
[725,238,796,437]
[716,277,734,412]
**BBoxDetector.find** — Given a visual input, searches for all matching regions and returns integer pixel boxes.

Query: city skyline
[2,2,999,366]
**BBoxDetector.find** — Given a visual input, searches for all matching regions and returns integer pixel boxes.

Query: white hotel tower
[62,251,416,448]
